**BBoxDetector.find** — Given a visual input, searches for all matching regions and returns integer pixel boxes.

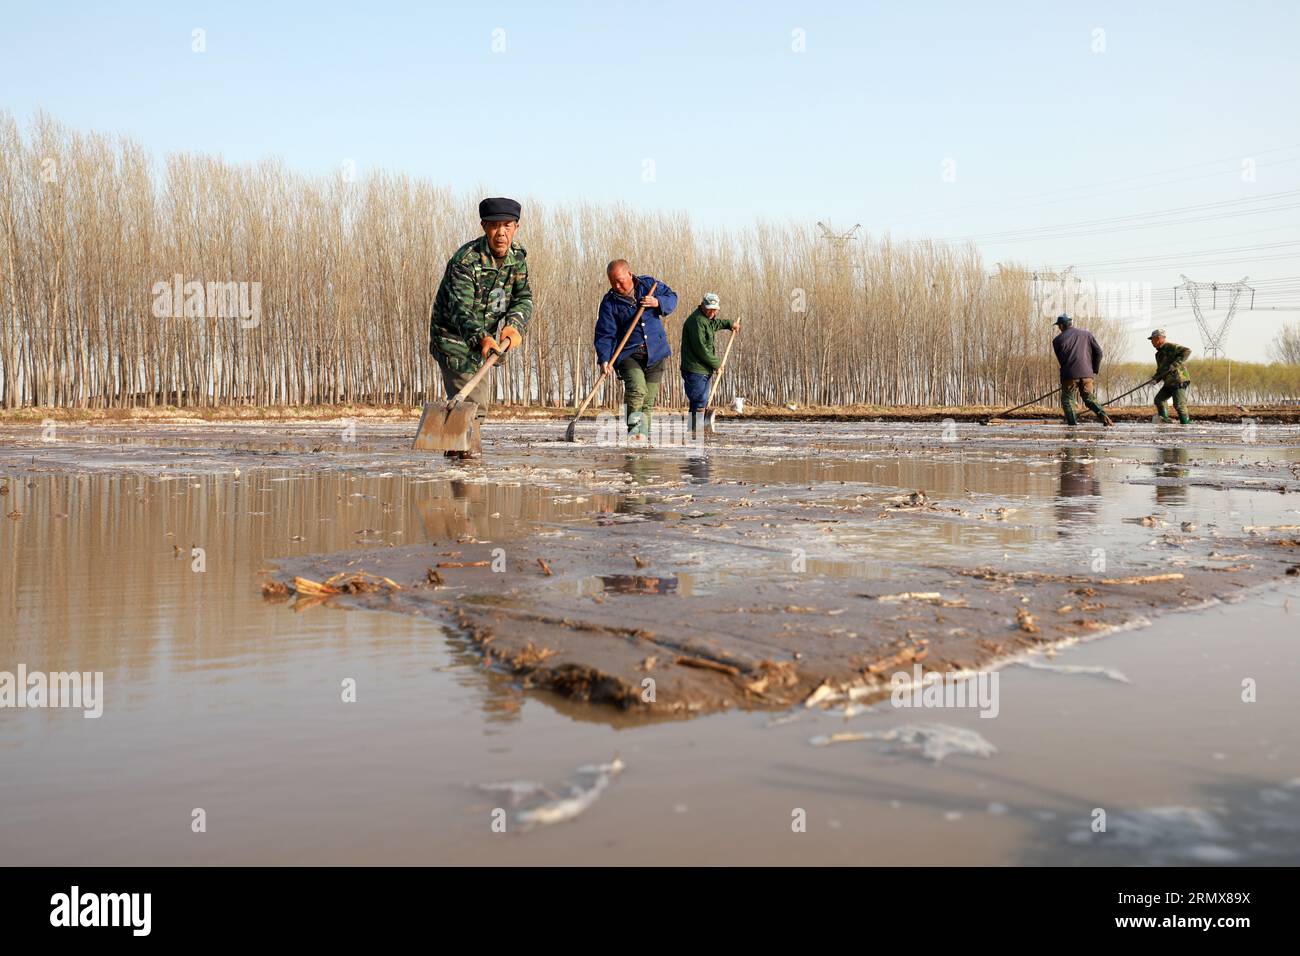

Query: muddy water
[1,419,1298,864]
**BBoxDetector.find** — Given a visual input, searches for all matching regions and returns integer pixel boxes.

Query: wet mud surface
[7,416,1298,720]
[4,416,1300,864]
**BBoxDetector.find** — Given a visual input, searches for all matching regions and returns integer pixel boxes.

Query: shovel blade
[413,401,481,452]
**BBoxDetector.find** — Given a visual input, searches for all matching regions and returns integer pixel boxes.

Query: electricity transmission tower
[998,265,1081,321]
[1031,267,1077,319]
[816,221,861,245]
[991,264,1080,322]
[1174,275,1254,358]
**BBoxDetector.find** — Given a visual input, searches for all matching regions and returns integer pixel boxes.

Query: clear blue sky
[3,0,1298,359]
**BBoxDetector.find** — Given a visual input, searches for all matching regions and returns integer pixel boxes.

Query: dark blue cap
[479,197,521,222]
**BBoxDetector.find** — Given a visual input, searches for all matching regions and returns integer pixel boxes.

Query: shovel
[978,385,1062,425]
[1102,378,1158,407]
[412,345,507,453]
[564,281,658,442]
[701,321,739,433]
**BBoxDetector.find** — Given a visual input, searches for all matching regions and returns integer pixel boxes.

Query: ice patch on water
[1067,806,1239,862]
[476,781,546,803]
[482,757,625,831]
[1018,660,1131,684]
[1258,788,1294,805]
[809,723,997,763]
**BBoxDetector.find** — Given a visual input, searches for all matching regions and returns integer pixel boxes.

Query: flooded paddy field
[2,416,1300,864]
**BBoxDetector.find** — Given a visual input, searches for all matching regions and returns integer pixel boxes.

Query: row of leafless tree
[14,111,1255,412]
[1269,322,1300,366]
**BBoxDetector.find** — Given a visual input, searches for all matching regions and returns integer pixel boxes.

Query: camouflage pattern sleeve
[448,258,490,350]
[1154,342,1192,384]
[504,253,533,334]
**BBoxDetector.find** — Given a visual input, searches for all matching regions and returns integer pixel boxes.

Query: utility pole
[1173,275,1254,359]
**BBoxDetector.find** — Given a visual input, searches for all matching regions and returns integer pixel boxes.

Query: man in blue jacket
[594,260,679,441]
[1051,315,1114,427]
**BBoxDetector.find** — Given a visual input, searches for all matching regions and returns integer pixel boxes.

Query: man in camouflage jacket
[428,197,533,455]
[1147,328,1192,424]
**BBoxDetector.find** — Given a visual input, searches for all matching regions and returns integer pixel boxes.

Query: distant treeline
[1104,359,1300,406]
[3,112,1295,411]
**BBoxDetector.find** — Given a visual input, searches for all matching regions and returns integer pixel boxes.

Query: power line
[883,144,1300,227]
[1072,240,1300,270]
[1060,222,1300,264]
[1078,252,1300,277]
[945,190,1300,244]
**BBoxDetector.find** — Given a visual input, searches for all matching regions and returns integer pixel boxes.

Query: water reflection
[621,455,662,486]
[1154,447,1190,506]
[1054,448,1100,532]
[600,574,680,595]
[684,456,712,484]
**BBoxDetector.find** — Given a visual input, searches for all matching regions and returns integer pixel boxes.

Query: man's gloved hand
[480,335,500,358]
[499,326,522,353]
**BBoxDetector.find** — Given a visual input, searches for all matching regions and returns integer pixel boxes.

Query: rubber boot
[626,410,646,443]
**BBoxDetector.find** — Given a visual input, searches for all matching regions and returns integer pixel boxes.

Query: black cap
[479,197,521,222]
[1054,314,1071,326]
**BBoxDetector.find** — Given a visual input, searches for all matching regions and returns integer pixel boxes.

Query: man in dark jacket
[595,260,679,441]
[679,293,739,434]
[1148,329,1192,424]
[1052,315,1114,427]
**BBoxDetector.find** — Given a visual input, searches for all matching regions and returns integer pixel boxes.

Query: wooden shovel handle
[704,321,739,411]
[572,281,658,418]
[449,344,506,403]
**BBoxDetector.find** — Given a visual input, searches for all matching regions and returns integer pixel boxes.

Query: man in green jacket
[1148,328,1192,424]
[679,293,739,434]
[428,197,533,458]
